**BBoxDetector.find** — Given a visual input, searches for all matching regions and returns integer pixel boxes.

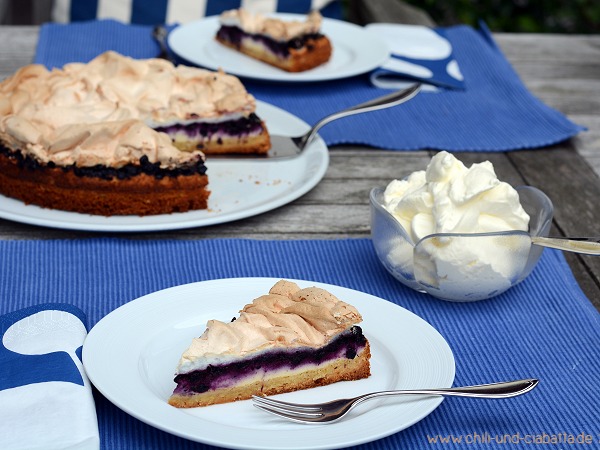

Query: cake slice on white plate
[169,280,371,408]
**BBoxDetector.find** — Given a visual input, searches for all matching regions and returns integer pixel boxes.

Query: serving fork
[152,25,176,63]
[266,83,421,159]
[252,378,539,424]
[210,83,422,160]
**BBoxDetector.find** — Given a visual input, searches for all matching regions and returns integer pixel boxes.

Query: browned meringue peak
[179,280,363,364]
[220,9,323,42]
[0,51,261,167]
[0,51,256,124]
[1,117,203,168]
[0,52,256,167]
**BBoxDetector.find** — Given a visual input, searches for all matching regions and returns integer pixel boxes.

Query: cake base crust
[0,152,210,216]
[216,35,332,72]
[168,342,371,408]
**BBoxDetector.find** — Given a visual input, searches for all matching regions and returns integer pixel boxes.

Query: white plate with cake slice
[0,101,328,232]
[168,15,390,82]
[83,277,455,450]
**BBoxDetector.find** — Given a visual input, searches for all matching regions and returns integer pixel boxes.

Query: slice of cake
[0,51,271,216]
[0,51,271,156]
[0,119,209,216]
[216,9,332,72]
[169,280,371,408]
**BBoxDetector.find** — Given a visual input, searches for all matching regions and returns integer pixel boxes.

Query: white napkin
[0,305,99,450]
[366,23,465,91]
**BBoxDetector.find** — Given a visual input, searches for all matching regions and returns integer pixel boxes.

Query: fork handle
[359,379,539,402]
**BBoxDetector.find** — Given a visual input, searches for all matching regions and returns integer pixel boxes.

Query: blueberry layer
[217,25,323,58]
[0,144,207,181]
[173,326,368,396]
[154,113,265,145]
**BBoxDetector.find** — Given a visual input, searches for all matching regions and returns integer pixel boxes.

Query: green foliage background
[404,0,600,33]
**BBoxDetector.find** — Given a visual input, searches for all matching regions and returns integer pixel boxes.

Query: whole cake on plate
[216,9,332,72]
[0,51,271,216]
[168,280,371,408]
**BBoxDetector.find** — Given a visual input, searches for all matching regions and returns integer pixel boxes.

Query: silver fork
[252,378,539,424]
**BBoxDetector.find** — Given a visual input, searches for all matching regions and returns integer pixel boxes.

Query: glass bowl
[370,186,553,302]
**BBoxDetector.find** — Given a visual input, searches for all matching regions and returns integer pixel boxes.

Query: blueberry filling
[0,144,207,181]
[217,25,324,58]
[155,113,264,141]
[173,326,367,396]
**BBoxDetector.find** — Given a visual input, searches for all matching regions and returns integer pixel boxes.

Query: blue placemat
[33,19,584,152]
[0,238,598,449]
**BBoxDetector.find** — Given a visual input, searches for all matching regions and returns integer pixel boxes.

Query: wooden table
[1,26,599,311]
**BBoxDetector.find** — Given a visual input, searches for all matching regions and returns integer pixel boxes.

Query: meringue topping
[0,51,257,168]
[219,9,323,42]
[176,280,363,374]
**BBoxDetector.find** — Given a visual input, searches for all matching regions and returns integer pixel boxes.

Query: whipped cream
[0,51,256,168]
[220,9,323,41]
[381,152,531,300]
[176,280,362,374]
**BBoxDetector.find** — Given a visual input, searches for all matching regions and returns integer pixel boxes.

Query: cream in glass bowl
[370,151,553,302]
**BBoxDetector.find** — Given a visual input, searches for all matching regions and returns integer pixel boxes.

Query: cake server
[209,83,422,160]
[253,378,539,424]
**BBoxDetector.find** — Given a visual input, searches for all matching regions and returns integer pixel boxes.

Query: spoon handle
[532,236,600,255]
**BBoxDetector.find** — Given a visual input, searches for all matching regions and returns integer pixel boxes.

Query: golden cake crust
[216,35,332,72]
[217,9,332,72]
[0,151,209,216]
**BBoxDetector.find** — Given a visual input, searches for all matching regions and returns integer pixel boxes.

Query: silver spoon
[532,236,600,255]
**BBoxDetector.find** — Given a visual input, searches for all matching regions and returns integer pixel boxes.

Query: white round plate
[0,102,328,232]
[168,15,389,82]
[83,277,455,450]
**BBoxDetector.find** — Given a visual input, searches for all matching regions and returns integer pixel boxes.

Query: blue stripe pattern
[205,0,242,18]
[277,0,312,14]
[69,0,98,21]
[0,239,598,449]
[131,0,169,25]
[66,0,341,22]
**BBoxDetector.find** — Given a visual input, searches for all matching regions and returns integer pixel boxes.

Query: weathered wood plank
[326,149,431,180]
[508,145,600,306]
[0,203,372,238]
[0,26,37,77]
[494,34,600,65]
[569,114,600,176]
